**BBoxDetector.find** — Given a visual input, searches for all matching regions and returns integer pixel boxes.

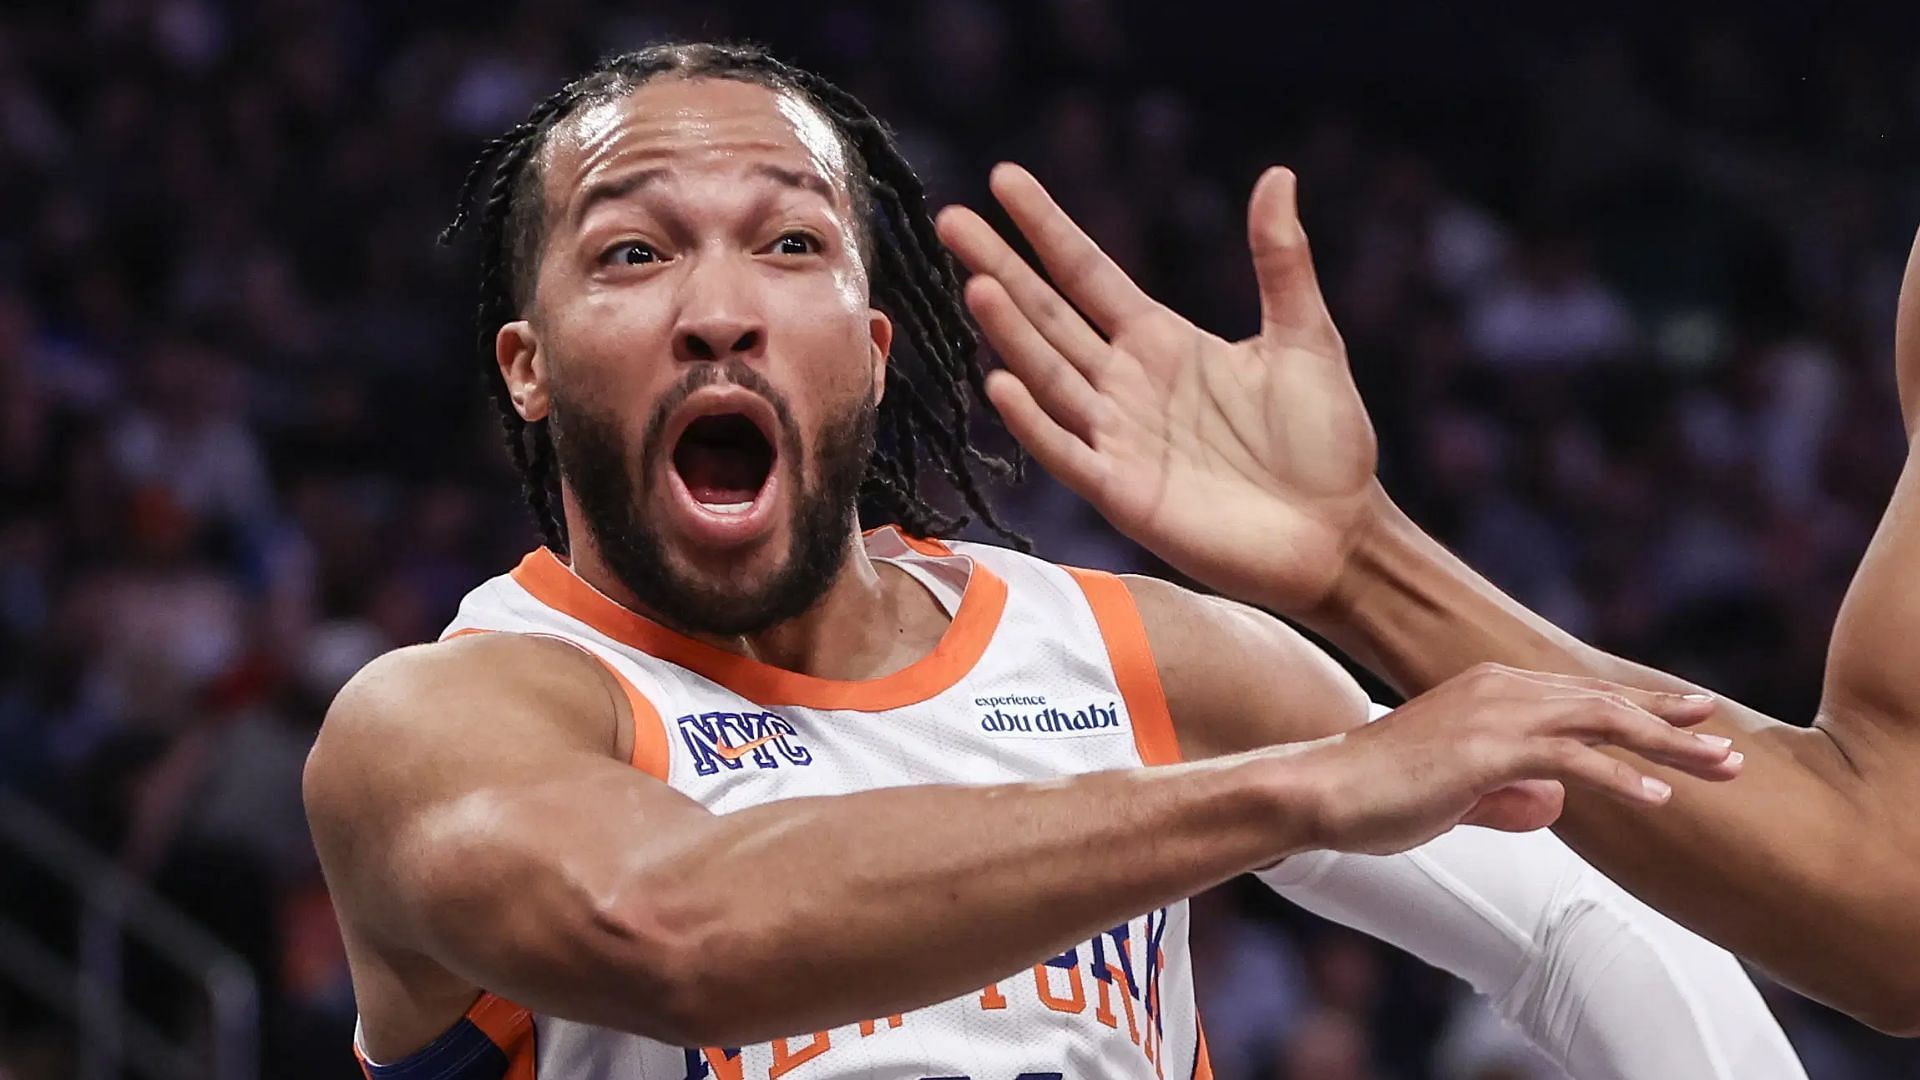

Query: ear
[495,319,550,421]
[867,307,893,405]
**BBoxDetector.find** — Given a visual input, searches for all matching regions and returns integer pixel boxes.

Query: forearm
[633,752,1303,1044]
[1298,487,1920,1028]
[1260,820,1804,1079]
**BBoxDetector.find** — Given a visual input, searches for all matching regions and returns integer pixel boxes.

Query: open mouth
[671,412,776,514]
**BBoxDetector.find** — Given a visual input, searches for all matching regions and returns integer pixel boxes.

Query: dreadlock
[441,41,1025,555]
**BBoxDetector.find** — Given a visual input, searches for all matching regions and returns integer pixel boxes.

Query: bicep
[1121,575,1371,761]
[305,637,714,1029]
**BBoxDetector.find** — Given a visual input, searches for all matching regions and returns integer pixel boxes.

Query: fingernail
[1725,751,1744,767]
[1682,694,1714,703]
[1642,776,1673,801]
[1695,734,1733,748]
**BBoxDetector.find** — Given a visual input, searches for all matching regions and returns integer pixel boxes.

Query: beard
[548,361,876,637]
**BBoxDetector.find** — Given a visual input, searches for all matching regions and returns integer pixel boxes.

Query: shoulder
[1116,574,1370,759]
[304,633,624,840]
[314,633,618,750]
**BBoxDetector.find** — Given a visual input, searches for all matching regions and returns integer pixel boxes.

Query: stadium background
[3,1,1920,1077]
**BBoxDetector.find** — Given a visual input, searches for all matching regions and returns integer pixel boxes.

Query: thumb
[1459,780,1566,833]
[1248,166,1340,347]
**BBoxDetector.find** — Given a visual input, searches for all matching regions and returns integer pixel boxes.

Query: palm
[937,165,1378,610]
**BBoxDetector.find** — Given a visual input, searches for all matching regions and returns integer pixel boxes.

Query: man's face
[496,77,893,635]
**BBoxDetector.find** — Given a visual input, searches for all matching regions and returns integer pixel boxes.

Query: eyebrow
[748,163,836,201]
[570,168,668,227]
[570,162,839,228]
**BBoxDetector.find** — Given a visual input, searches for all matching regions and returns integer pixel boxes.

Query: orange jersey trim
[1061,567,1183,766]
[508,544,1006,712]
[1192,1022,1214,1080]
[467,992,536,1079]
[598,654,670,781]
[355,992,535,1079]
[866,526,956,559]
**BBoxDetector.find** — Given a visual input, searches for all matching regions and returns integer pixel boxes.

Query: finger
[1547,696,1741,781]
[984,370,1107,495]
[1520,738,1676,808]
[986,162,1157,333]
[1636,744,1745,780]
[1246,166,1341,348]
[1460,780,1565,833]
[964,276,1105,440]
[935,204,1112,375]
[1505,669,1719,728]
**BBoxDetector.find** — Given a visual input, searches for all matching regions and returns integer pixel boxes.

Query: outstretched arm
[309,630,1730,1057]
[940,165,1920,1031]
[1311,304,1920,1035]
[310,633,1303,1053]
[1132,578,1802,1078]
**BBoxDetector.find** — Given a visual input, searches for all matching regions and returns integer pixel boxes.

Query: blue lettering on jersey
[681,906,1180,1080]
[682,1045,742,1080]
[977,696,1120,739]
[1144,907,1169,1035]
[676,709,813,777]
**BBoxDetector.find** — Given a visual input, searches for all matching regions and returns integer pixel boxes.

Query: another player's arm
[309,627,1737,1056]
[1898,227,1920,434]
[1309,425,1920,1034]
[1129,577,1805,1079]
[936,163,1920,1032]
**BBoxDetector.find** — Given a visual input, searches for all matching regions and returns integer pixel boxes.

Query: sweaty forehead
[541,77,855,222]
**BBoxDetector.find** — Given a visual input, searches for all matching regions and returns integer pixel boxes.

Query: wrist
[1240,739,1342,862]
[1295,482,1407,630]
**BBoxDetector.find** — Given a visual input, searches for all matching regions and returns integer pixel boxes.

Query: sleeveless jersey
[355,527,1213,1080]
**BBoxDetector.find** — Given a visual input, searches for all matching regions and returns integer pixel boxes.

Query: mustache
[638,361,801,474]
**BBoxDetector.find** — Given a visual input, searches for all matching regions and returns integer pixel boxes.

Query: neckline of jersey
[507,530,1008,711]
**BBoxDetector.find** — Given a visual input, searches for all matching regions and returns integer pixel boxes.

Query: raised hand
[937,164,1380,611]
[1280,666,1740,857]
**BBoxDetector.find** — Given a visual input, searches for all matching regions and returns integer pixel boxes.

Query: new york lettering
[677,710,813,777]
[683,907,1176,1080]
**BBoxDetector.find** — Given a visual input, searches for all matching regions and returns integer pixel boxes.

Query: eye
[770,232,821,256]
[604,241,661,266]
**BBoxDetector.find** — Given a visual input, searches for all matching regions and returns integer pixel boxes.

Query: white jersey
[356,527,1213,1080]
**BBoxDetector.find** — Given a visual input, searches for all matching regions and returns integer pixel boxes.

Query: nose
[672,259,766,365]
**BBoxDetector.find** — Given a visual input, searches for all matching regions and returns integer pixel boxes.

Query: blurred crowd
[3,1,1920,1077]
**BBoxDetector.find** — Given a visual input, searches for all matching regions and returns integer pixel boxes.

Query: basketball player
[942,138,1920,1030]
[305,44,1804,1080]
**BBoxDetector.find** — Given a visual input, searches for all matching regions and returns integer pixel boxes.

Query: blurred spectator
[1278,1008,1379,1080]
[1466,233,1636,370]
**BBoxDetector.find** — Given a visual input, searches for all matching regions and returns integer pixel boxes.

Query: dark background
[3,1,1919,1077]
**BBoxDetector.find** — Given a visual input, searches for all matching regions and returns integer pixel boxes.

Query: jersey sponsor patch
[676,709,813,776]
[975,694,1123,740]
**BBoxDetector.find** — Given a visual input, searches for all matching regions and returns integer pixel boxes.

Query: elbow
[1837,983,1920,1039]
[594,876,744,1047]
[1870,1013,1920,1040]
[1841,999,1920,1039]
[1782,928,1920,1037]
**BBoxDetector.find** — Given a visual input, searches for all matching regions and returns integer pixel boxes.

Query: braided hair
[441,41,1024,554]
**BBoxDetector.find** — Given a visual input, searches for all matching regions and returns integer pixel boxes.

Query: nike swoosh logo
[710,734,780,762]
